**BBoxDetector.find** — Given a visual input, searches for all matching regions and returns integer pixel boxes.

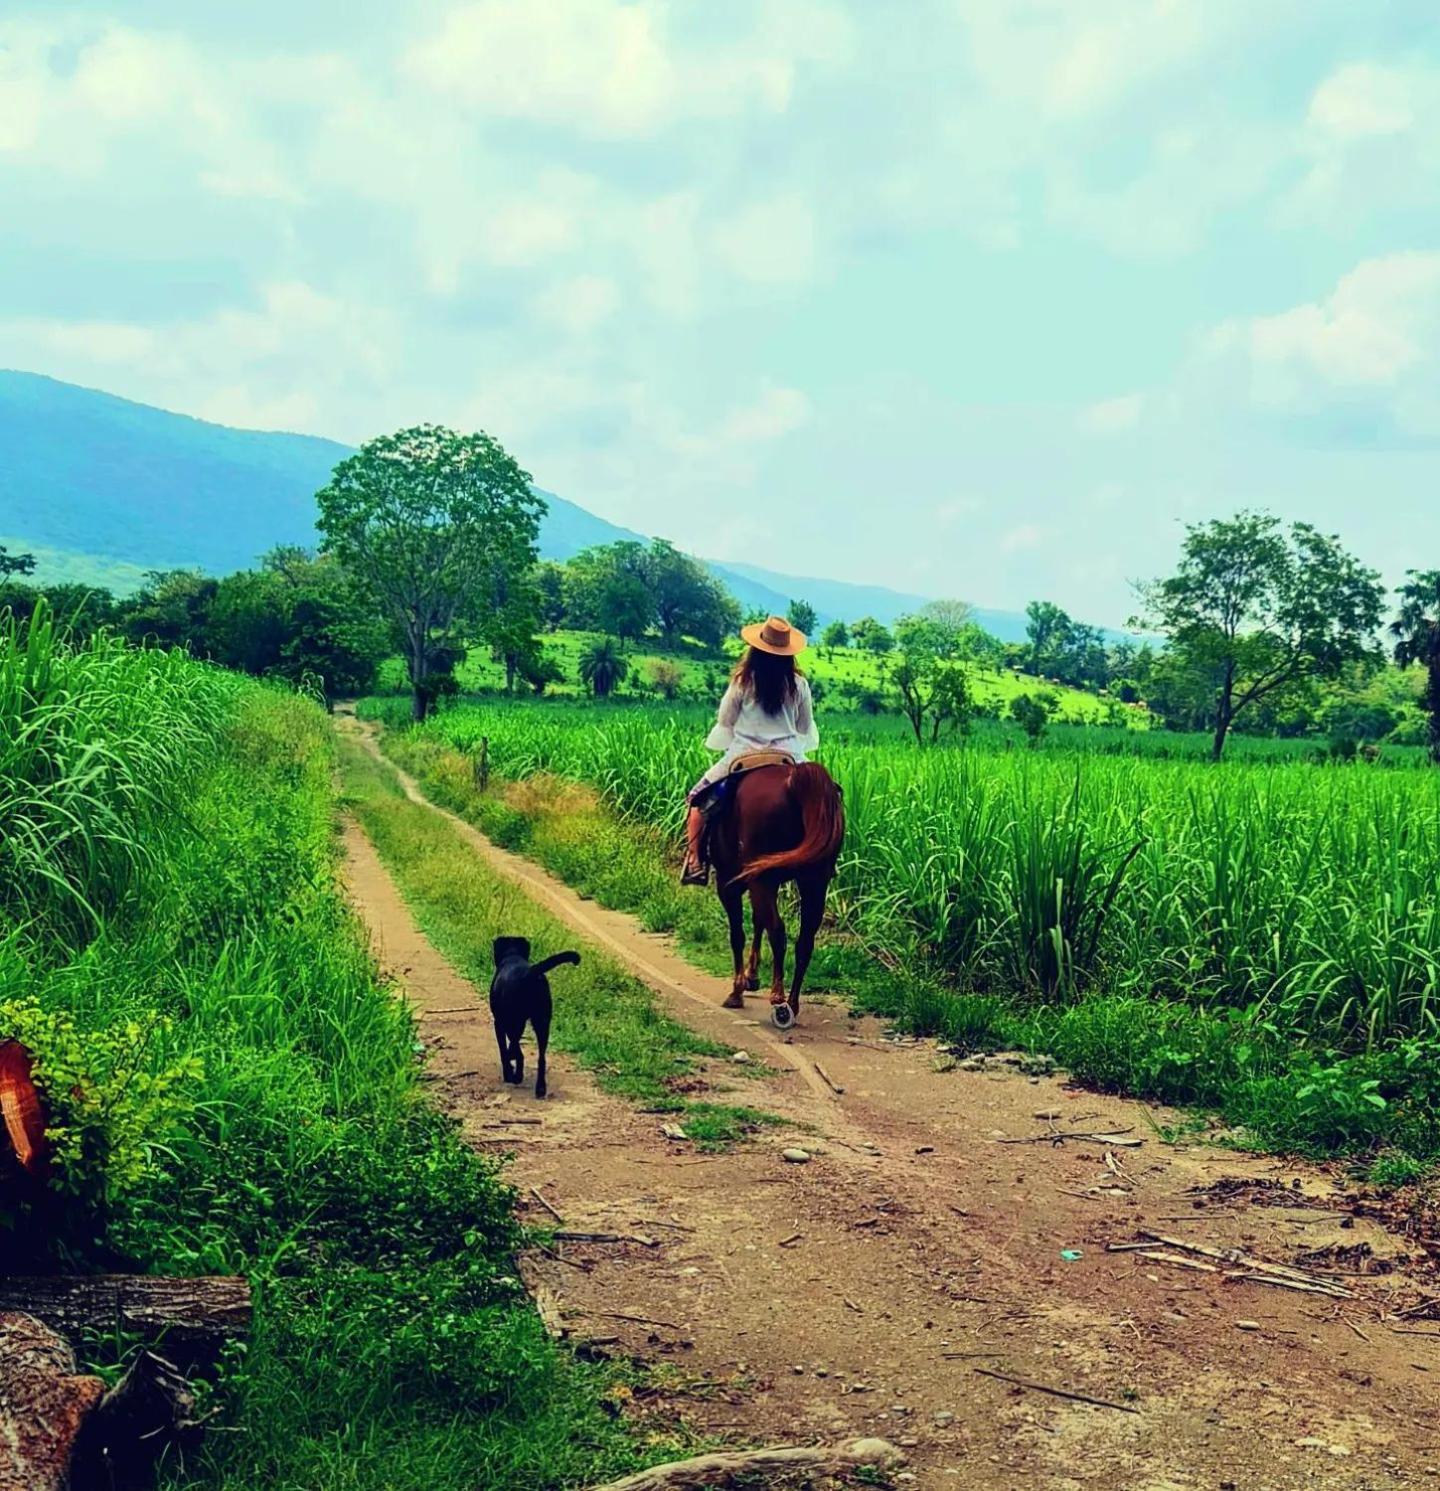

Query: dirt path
[338,717,1439,1489]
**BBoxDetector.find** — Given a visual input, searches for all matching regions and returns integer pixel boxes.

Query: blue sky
[3,1,1439,626]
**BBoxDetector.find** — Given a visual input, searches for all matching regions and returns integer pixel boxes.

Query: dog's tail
[530,950,581,978]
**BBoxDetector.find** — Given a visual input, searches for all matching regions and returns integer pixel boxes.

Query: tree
[1136,511,1384,761]
[1024,601,1073,678]
[851,616,894,655]
[532,561,568,630]
[821,620,849,651]
[1011,692,1054,746]
[316,425,543,721]
[118,570,218,653]
[517,649,566,696]
[646,658,684,699]
[0,545,35,579]
[1391,569,1440,763]
[579,637,628,698]
[208,551,390,704]
[643,540,737,647]
[912,599,974,658]
[787,598,818,637]
[890,623,973,743]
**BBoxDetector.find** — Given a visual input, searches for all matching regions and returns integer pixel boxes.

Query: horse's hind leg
[720,883,748,1008]
[789,875,829,1017]
[749,881,787,1003]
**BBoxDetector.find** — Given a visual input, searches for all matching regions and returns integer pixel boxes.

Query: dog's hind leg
[510,1031,524,1087]
[494,1017,514,1084]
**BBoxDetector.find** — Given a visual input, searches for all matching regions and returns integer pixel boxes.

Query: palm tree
[578,637,628,699]
[1391,569,1440,763]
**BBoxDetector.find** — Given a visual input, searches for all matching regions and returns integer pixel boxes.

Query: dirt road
[340,720,1439,1489]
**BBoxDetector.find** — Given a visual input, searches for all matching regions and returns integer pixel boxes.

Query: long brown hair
[731,647,802,716]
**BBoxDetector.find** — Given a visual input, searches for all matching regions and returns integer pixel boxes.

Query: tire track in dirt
[337,713,1440,1489]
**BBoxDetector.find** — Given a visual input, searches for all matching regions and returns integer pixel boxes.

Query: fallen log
[0,1312,200,1491]
[582,1438,904,1491]
[0,1276,251,1356]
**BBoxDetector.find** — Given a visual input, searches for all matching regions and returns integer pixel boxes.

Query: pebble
[1236,1320,1261,1332]
[1328,1446,1353,1459]
[731,1050,752,1064]
[782,1147,812,1164]
[933,1412,954,1426]
[898,1436,920,1448]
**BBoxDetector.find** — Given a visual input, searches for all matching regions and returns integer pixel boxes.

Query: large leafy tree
[1137,511,1384,761]
[563,539,737,648]
[1024,600,1074,677]
[208,550,391,705]
[851,616,893,655]
[787,598,818,637]
[316,425,543,720]
[1391,569,1440,763]
[890,619,973,743]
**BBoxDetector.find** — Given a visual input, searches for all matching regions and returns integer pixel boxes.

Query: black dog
[489,937,579,1099]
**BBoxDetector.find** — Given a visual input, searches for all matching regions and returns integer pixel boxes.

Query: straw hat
[741,615,807,656]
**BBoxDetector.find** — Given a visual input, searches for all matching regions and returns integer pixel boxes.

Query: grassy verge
[337,733,778,1150]
[1,613,698,1491]
[375,727,1440,1176]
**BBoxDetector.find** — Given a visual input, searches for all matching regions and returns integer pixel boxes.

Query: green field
[363,693,1440,1162]
[377,627,1135,725]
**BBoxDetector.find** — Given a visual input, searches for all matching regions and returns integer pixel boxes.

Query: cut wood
[0,1314,199,1491]
[531,1284,568,1340]
[813,1061,845,1096]
[974,1366,1139,1414]
[1136,1250,1219,1274]
[554,1230,658,1248]
[0,1276,251,1355]
[580,1437,904,1491]
[0,1312,105,1491]
[530,1186,565,1224]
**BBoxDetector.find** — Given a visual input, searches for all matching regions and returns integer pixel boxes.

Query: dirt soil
[339,718,1440,1489]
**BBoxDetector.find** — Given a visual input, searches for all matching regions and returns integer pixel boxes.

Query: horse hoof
[722,993,745,1010]
[770,1003,795,1030]
[745,975,760,992]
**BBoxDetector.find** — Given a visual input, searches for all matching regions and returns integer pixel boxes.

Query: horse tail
[737,764,844,884]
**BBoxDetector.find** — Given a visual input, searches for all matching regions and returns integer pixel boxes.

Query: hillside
[0,370,1111,642]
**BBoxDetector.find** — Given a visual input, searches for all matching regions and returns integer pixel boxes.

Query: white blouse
[705,677,819,761]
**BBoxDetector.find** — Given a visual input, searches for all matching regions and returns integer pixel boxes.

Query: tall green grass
[370,697,1440,1060]
[1,609,685,1490]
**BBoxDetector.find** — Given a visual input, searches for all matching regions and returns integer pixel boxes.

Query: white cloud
[1079,393,1144,435]
[934,496,983,528]
[1000,522,1049,554]
[0,282,395,435]
[1286,60,1440,225]
[401,0,839,138]
[534,274,621,335]
[711,196,817,286]
[1201,252,1440,436]
[721,385,811,442]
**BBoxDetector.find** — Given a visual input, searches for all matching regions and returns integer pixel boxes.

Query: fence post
[473,737,490,793]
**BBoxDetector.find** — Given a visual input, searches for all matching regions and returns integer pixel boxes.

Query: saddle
[728,750,795,776]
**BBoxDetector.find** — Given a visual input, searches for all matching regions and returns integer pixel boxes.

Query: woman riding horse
[683,617,844,1020]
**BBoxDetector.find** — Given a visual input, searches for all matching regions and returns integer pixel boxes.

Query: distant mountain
[0,370,1127,644]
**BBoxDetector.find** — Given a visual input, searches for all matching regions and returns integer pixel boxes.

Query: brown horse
[707,762,845,1018]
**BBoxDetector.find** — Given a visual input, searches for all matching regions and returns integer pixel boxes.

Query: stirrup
[681,858,709,887]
